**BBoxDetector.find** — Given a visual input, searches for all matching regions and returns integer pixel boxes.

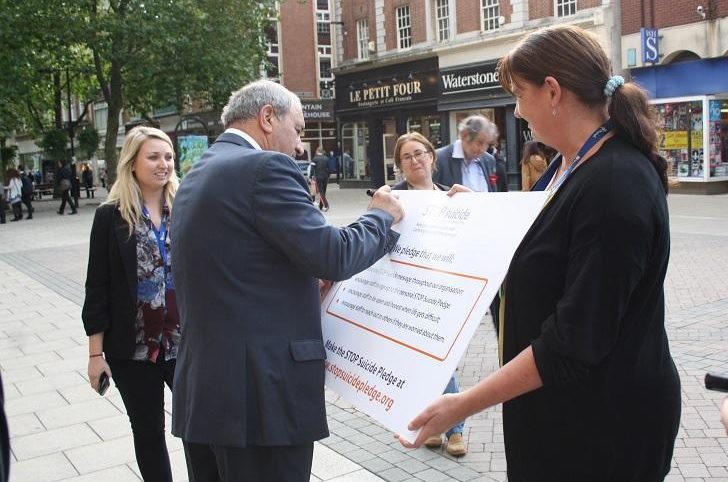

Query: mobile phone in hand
[97,372,110,396]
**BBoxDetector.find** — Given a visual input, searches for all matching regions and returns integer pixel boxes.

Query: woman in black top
[83,126,181,482]
[400,25,680,481]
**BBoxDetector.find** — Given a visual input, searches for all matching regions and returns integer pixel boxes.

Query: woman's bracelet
[89,353,104,358]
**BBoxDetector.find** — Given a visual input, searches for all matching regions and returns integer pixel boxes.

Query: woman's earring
[552,109,557,117]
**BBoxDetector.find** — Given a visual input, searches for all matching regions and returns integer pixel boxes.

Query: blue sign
[710,100,721,122]
[641,28,659,64]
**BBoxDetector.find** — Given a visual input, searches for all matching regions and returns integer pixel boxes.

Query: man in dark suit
[170,79,403,482]
[433,114,498,192]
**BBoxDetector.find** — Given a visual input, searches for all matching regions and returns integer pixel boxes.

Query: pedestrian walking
[56,161,77,215]
[82,164,94,198]
[18,165,34,219]
[400,25,680,482]
[4,168,23,222]
[82,126,182,482]
[312,147,330,211]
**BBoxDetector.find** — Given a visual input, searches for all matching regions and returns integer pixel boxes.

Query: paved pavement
[0,184,726,481]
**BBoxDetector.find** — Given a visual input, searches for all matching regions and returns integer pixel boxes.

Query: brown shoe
[424,434,443,448]
[446,433,467,456]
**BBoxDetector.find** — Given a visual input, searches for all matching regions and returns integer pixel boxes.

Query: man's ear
[543,76,562,108]
[259,105,275,134]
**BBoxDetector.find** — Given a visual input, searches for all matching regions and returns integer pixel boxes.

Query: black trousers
[58,189,76,213]
[183,440,314,482]
[315,176,329,209]
[21,195,32,218]
[107,357,176,482]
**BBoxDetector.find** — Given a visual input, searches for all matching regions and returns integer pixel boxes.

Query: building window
[317,0,329,10]
[94,102,108,132]
[263,25,279,80]
[555,0,577,17]
[396,5,411,50]
[357,19,369,60]
[436,0,450,42]
[481,0,500,32]
[316,11,330,34]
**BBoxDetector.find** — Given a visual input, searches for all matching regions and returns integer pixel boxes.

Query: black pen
[366,189,376,197]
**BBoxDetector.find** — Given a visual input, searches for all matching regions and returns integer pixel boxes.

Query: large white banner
[322,190,549,443]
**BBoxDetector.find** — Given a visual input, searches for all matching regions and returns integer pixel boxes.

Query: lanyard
[531,120,613,193]
[142,206,168,266]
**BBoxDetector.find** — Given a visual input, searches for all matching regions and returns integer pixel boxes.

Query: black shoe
[57,210,64,215]
[25,216,32,220]
[69,210,78,215]
[10,218,20,222]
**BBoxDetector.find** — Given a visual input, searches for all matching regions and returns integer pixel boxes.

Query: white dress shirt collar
[225,128,262,151]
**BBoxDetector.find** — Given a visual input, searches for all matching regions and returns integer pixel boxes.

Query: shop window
[342,122,370,180]
[396,5,412,50]
[555,0,577,17]
[481,0,500,32]
[655,100,704,178]
[708,99,728,178]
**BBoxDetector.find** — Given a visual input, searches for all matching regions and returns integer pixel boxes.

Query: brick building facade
[331,0,619,189]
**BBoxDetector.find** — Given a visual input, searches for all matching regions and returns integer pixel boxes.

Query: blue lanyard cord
[532,120,613,192]
[142,206,168,266]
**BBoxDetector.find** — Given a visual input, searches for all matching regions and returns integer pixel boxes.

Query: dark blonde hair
[521,141,545,166]
[105,126,179,235]
[498,25,667,192]
[393,132,438,171]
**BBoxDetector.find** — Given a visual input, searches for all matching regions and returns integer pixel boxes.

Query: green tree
[78,126,100,160]
[1,0,277,185]
[38,128,69,161]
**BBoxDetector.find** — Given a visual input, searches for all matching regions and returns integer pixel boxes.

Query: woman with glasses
[391,132,469,456]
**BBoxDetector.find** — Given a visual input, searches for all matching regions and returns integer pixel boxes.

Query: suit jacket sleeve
[252,153,399,281]
[82,205,113,335]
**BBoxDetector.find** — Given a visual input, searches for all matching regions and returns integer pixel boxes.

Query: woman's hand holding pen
[367,186,404,224]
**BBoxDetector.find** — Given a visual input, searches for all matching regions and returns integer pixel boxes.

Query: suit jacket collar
[215,131,256,150]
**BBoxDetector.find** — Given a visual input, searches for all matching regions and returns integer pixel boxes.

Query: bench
[33,184,54,200]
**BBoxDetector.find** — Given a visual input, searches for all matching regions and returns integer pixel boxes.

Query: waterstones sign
[439,60,504,97]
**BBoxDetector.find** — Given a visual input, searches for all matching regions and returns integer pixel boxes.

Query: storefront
[438,59,524,190]
[301,99,337,161]
[631,57,728,194]
[334,57,440,187]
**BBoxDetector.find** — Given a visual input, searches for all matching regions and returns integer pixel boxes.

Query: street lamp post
[66,67,75,161]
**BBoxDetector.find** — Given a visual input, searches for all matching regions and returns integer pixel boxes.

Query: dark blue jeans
[107,357,176,482]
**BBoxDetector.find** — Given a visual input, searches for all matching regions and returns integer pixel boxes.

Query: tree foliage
[38,129,70,161]
[0,0,277,183]
[77,126,101,160]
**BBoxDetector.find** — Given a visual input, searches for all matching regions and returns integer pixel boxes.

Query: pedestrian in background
[82,126,181,482]
[4,168,23,222]
[56,161,77,215]
[392,131,470,457]
[170,79,402,482]
[82,164,94,198]
[434,115,498,192]
[400,25,680,482]
[18,165,33,219]
[520,140,548,191]
[488,144,508,192]
[311,146,330,211]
